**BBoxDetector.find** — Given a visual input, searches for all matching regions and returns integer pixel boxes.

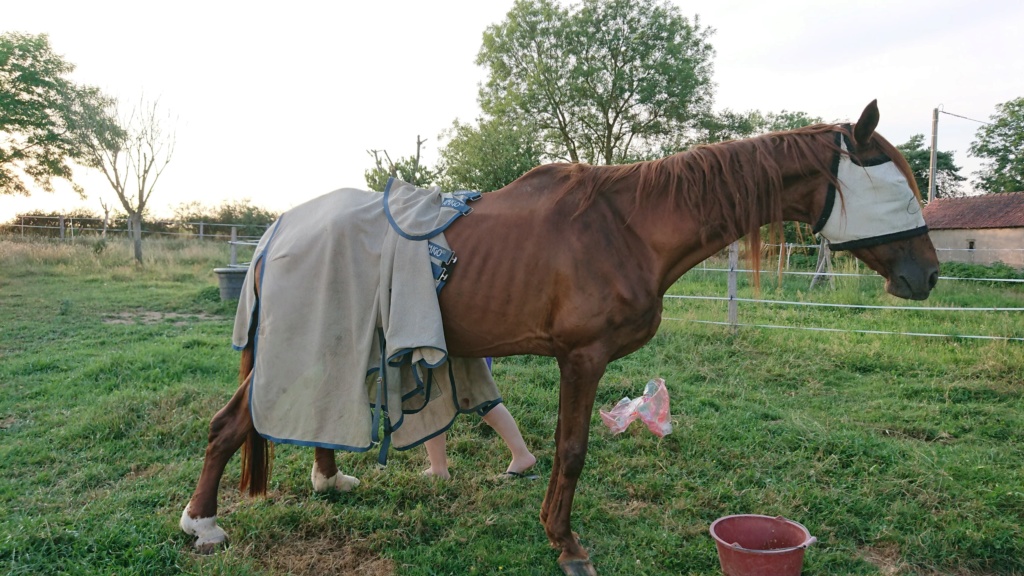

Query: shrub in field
[940,261,1024,282]
[172,199,278,238]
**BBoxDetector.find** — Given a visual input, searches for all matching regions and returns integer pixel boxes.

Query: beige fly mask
[812,129,928,250]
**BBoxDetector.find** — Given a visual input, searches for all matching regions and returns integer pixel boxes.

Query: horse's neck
[626,134,830,294]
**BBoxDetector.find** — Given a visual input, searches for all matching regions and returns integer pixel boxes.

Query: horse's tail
[238,338,273,497]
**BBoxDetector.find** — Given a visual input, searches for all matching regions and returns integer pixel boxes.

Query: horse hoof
[194,539,226,555]
[559,558,597,576]
[334,473,360,491]
[180,504,228,554]
[311,465,360,493]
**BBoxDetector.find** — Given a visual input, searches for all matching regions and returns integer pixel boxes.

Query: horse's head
[813,101,939,300]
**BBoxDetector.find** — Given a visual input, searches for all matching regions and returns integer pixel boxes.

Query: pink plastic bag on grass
[599,378,672,437]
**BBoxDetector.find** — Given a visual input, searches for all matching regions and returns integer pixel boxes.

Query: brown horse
[181,101,938,575]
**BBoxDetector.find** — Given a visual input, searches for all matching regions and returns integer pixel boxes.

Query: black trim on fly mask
[828,225,930,251]
[811,128,843,234]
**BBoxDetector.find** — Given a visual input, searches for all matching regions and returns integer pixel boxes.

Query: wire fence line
[694,267,1024,284]
[762,241,1024,255]
[0,215,270,242]
[664,242,1023,342]
[1,215,271,267]
[672,319,1024,343]
[666,294,1024,312]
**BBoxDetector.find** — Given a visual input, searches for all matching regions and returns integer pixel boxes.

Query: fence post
[728,242,738,332]
[230,226,238,266]
[59,215,65,241]
[810,239,834,290]
[20,216,24,237]
[199,222,204,240]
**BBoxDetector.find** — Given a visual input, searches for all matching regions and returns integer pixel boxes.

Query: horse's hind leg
[179,372,254,553]
[310,447,360,492]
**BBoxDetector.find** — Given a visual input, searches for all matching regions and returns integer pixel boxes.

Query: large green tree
[436,115,543,192]
[698,109,823,144]
[969,97,1024,193]
[477,0,714,165]
[896,134,965,199]
[0,32,117,196]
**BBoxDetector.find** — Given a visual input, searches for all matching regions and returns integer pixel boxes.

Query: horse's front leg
[542,348,607,576]
[180,373,254,553]
[310,447,360,492]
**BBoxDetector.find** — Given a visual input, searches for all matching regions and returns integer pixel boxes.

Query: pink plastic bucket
[709,515,816,576]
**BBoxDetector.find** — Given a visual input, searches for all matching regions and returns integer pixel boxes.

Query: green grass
[1,237,1022,575]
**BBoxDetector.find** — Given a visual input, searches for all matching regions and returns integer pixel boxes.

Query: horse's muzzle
[886,264,939,301]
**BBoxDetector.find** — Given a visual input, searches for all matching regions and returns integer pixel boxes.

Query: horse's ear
[853,100,880,146]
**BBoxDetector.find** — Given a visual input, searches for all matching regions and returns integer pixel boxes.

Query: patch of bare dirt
[103,310,221,326]
[861,544,907,575]
[126,463,164,480]
[257,536,395,576]
[0,416,17,430]
[859,545,997,576]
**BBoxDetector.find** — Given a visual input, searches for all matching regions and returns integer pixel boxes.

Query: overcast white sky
[4,0,1023,221]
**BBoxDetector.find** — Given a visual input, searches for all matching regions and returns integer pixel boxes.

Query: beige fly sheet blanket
[232,178,501,458]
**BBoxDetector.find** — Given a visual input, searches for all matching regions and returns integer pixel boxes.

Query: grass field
[1,236,1022,575]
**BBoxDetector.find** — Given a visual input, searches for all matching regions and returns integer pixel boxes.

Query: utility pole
[928,108,938,202]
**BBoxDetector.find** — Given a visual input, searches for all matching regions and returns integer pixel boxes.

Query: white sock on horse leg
[179,503,228,552]
[310,461,360,492]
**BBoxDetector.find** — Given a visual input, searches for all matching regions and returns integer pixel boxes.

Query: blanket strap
[428,241,455,264]
[440,196,474,215]
[428,240,457,294]
[372,328,393,465]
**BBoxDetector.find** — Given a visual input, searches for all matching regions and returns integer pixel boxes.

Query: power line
[939,110,992,125]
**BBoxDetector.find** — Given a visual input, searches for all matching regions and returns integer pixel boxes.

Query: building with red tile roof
[922,193,1024,268]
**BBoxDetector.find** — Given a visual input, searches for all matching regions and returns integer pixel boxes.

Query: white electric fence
[664,242,1024,342]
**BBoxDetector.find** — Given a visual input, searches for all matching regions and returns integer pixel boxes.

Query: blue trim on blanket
[386,346,449,369]
[401,367,434,415]
[403,362,432,404]
[258,433,373,452]
[382,177,473,241]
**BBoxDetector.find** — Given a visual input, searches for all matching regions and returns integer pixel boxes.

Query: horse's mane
[545,123,919,285]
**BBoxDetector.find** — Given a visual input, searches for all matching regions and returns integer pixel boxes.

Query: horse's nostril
[928,270,939,290]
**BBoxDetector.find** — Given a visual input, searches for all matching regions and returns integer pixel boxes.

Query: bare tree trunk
[412,135,426,186]
[100,200,110,239]
[84,97,174,264]
[130,213,143,264]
